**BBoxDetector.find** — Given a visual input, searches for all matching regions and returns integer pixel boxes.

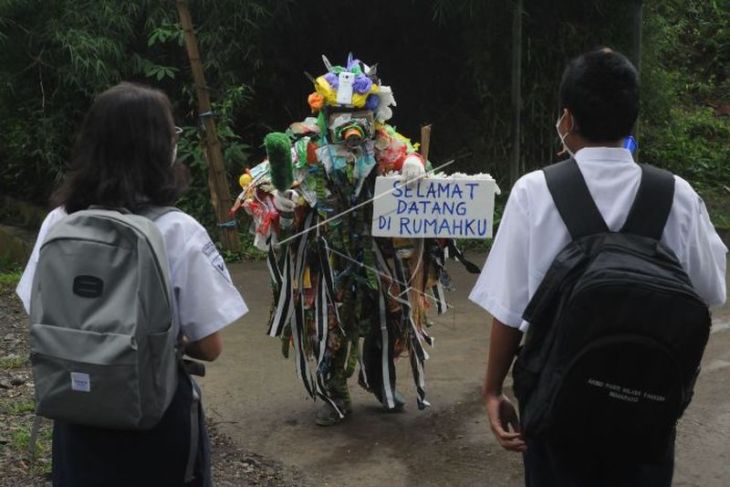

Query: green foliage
[148,20,183,48]
[174,84,254,236]
[0,255,22,290]
[0,253,21,272]
[642,107,730,191]
[702,188,730,231]
[0,0,728,258]
[645,0,729,103]
[0,0,279,228]
[221,232,268,262]
[640,0,730,218]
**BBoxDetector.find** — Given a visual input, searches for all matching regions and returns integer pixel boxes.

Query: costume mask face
[327,110,375,148]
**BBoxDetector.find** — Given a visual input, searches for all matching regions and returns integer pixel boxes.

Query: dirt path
[2,252,728,486]
[201,254,730,486]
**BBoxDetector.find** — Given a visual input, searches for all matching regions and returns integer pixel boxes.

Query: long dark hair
[53,82,182,213]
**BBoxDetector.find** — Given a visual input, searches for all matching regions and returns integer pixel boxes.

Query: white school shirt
[469,147,728,332]
[16,207,248,341]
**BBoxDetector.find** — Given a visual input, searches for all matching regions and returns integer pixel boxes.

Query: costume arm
[232,131,308,248]
[400,153,426,184]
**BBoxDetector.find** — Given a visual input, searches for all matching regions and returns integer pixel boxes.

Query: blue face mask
[623,135,638,154]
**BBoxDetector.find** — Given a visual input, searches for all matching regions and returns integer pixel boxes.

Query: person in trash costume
[232,54,465,426]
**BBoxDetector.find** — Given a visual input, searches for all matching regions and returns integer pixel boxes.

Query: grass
[0,271,21,288]
[0,403,52,478]
[9,427,31,451]
[0,256,22,292]
[0,263,51,479]
[6,422,52,474]
[0,398,36,415]
[0,355,27,369]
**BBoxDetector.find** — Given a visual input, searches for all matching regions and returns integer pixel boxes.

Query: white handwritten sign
[371,176,498,239]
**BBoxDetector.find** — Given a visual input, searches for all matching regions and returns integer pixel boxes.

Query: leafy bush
[642,107,730,191]
[1,0,728,256]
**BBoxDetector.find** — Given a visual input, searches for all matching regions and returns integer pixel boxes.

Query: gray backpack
[29,207,179,430]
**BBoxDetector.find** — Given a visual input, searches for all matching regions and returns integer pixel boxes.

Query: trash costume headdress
[231,54,454,421]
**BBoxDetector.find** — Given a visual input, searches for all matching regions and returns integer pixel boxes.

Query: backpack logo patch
[70,372,91,392]
[73,275,104,298]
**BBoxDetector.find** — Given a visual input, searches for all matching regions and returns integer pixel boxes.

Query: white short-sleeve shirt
[16,207,248,342]
[469,147,728,332]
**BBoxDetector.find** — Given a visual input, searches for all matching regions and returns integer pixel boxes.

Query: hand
[228,193,245,217]
[484,392,526,452]
[271,189,297,213]
[400,154,425,187]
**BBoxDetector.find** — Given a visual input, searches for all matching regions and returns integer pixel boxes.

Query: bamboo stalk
[176,0,240,252]
[510,0,523,185]
[409,124,433,327]
[420,124,432,163]
[631,0,643,161]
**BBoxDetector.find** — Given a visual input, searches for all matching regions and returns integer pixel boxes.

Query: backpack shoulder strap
[620,164,675,240]
[543,158,608,240]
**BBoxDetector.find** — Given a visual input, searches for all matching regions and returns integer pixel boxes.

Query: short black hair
[53,82,182,213]
[559,48,639,142]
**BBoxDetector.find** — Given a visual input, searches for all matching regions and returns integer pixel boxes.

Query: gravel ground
[0,283,303,487]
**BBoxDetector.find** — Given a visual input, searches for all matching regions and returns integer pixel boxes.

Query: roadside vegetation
[0,267,53,485]
[0,0,726,254]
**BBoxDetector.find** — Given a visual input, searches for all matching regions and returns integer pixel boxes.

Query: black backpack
[512,159,711,461]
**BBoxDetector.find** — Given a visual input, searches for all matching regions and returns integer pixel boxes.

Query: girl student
[16,82,248,486]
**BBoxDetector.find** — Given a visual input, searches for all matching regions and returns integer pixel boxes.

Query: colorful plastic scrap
[230,54,464,425]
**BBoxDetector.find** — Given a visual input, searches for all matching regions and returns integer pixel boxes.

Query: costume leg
[326,337,352,411]
[360,317,403,411]
[315,332,352,426]
[315,280,354,426]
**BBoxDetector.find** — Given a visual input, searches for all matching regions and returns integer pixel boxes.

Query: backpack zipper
[573,272,704,304]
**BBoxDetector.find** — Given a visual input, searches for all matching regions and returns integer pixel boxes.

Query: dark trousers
[524,437,675,487]
[52,369,211,487]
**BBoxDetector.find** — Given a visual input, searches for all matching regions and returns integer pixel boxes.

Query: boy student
[469,48,726,486]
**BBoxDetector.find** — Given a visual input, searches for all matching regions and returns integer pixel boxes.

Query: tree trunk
[420,124,432,163]
[176,0,240,252]
[631,0,643,160]
[631,0,643,76]
[510,0,523,185]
